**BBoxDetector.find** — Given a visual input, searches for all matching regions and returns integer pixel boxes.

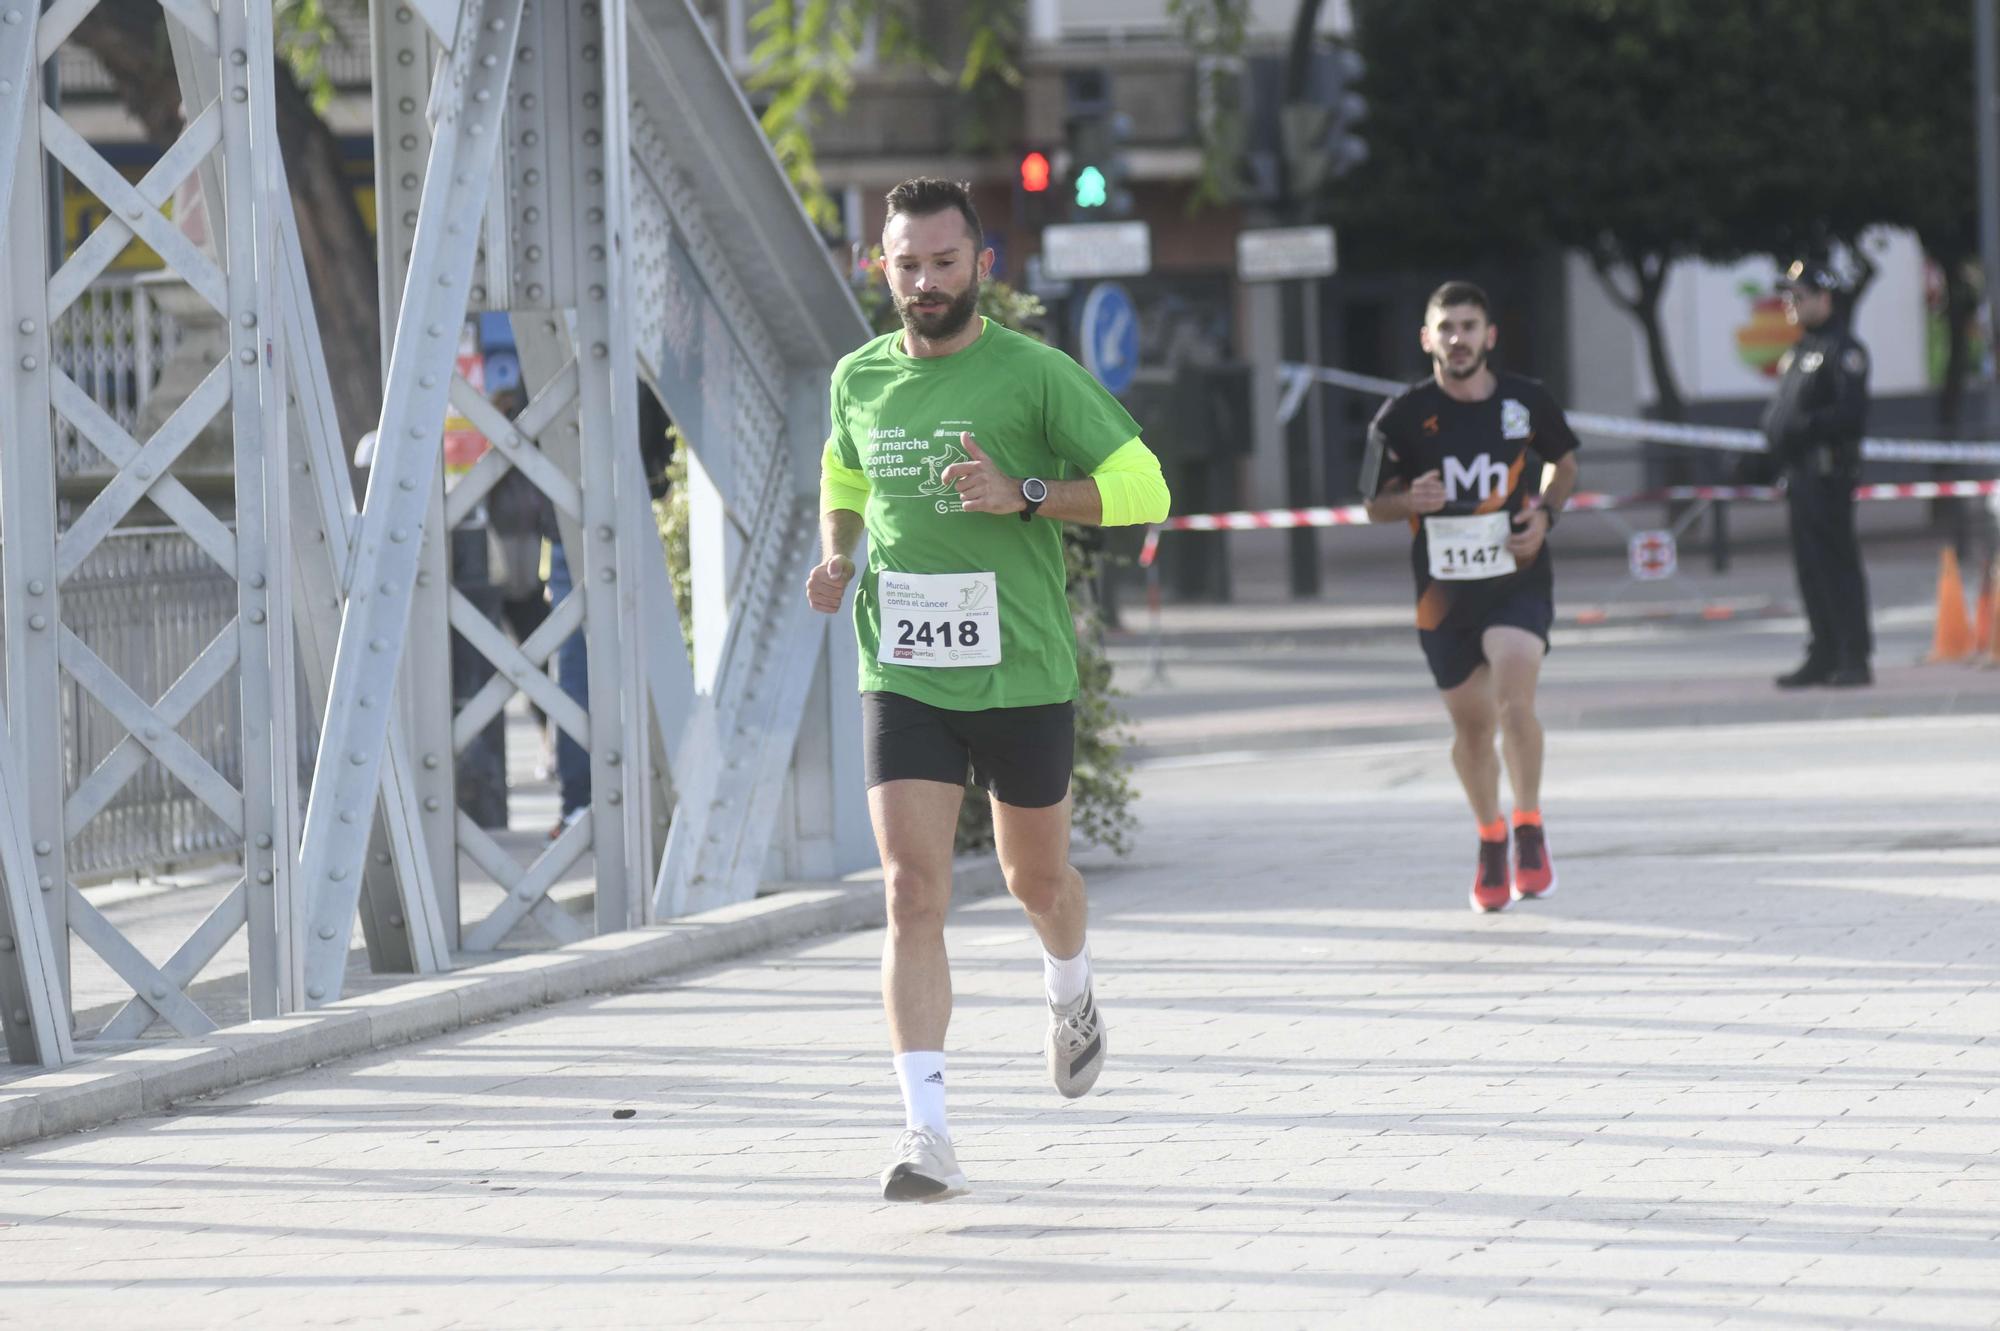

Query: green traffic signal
[1074,165,1108,208]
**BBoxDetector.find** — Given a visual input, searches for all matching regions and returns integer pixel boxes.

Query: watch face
[1023,477,1048,503]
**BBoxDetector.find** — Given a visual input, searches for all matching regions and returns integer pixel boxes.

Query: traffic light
[1063,68,1131,218]
[1019,150,1051,194]
[1238,46,1369,210]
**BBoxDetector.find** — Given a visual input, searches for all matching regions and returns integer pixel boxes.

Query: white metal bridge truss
[0,0,870,1066]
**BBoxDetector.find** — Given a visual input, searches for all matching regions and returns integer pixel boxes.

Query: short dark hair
[884,177,983,250]
[1425,280,1492,320]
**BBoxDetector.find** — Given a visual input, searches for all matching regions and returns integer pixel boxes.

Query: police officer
[1761,259,1872,688]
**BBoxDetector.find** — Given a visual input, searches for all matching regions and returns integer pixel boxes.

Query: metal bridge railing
[48,274,183,479]
[0,529,242,882]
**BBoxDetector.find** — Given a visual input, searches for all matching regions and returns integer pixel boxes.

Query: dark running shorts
[1418,585,1554,691]
[862,691,1075,809]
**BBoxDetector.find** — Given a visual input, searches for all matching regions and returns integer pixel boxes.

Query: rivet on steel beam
[527,284,545,301]
[607,790,622,806]
[476,90,490,103]
[583,131,601,148]
[307,985,324,1000]
[376,853,391,867]
[349,751,367,765]
[27,613,46,630]
[584,94,600,111]
[488,16,504,30]
[587,208,603,225]
[240,312,256,328]
[370,638,389,652]
[597,525,613,540]
[400,477,416,491]
[417,572,433,587]
[0,938,14,954]
[522,131,540,147]
[400,172,418,190]
[389,914,405,928]
[134,464,153,480]
[419,373,437,387]
[330,868,346,881]
[398,50,414,66]
[525,245,543,262]
[399,98,416,114]
[517,889,535,902]
[606,750,621,767]
[256,834,273,849]
[589,285,605,301]
[317,926,337,940]
[424,796,441,811]
[525,207,541,223]
[396,6,411,20]
[599,568,615,582]
[231,88,247,103]
[249,609,266,624]
[27,580,44,595]
[339,810,357,824]
[592,342,608,358]
[239,348,256,364]
[410,426,424,437]
[16,319,33,335]
[469,124,483,138]
[9,1011,23,1027]
[390,529,409,543]
[524,169,541,185]
[357,695,372,709]
[19,355,36,370]
[400,134,418,152]
[151,984,167,999]
[471,286,487,303]
[423,753,440,769]
[482,54,498,67]
[38,877,51,892]
[587,170,602,185]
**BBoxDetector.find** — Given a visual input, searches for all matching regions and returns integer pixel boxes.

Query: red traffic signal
[1019,151,1051,193]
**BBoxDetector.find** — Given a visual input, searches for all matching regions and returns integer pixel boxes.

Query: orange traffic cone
[1975,560,1999,659]
[1925,548,1974,664]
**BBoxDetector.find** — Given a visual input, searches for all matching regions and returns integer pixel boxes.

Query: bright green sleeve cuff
[1089,437,1171,526]
[821,438,870,514]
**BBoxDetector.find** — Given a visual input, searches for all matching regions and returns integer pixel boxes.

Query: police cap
[1776,259,1839,294]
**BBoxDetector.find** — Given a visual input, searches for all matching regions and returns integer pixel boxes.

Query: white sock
[893,1051,949,1136]
[1044,942,1091,1008]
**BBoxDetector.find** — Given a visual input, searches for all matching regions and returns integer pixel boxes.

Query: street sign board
[1236,226,1339,282]
[1078,282,1139,396]
[1041,221,1151,280]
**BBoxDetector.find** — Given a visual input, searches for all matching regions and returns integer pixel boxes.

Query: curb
[0,861,1012,1152]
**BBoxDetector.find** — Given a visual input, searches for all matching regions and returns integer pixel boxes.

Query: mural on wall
[1642,228,1929,405]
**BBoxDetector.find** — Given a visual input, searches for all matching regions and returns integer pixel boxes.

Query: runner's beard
[1435,345,1487,381]
[897,279,980,341]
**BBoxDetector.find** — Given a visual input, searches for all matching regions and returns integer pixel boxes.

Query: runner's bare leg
[870,779,965,1053]
[1439,666,1503,826]
[1484,626,1547,812]
[991,792,1086,960]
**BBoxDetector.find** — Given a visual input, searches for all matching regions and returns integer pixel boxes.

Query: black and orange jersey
[1361,372,1580,630]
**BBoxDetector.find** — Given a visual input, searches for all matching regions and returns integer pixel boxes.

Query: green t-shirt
[829,318,1139,711]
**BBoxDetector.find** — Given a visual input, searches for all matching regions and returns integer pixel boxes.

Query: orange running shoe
[1512,822,1556,900]
[1470,834,1511,913]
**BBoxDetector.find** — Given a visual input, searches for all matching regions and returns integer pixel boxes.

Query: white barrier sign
[1041,222,1151,280]
[1237,226,1338,282]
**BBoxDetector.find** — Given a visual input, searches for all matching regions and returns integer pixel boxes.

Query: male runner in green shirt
[806,178,1170,1201]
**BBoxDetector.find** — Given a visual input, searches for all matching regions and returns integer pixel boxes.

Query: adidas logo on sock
[923,1070,945,1085]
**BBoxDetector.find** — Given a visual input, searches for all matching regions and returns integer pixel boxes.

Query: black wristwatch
[1019,476,1048,522]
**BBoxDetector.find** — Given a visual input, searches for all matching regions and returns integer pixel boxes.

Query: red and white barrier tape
[1138,478,2000,567]
[1282,364,2000,468]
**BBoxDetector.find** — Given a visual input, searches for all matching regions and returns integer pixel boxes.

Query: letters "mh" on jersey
[1443,454,1509,502]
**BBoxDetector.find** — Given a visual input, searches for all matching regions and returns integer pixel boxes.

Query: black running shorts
[862,691,1075,809]
[1418,584,1554,691]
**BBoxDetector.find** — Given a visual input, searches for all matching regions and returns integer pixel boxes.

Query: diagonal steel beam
[67,888,216,1039]
[97,880,247,1040]
[65,627,238,839]
[275,195,448,977]
[0,0,35,217]
[460,811,592,952]
[298,0,526,1003]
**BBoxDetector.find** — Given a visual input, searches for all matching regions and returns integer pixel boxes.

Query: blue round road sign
[1078,282,1138,397]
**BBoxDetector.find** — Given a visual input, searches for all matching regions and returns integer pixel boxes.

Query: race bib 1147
[877,570,1003,668]
[1426,512,1517,581]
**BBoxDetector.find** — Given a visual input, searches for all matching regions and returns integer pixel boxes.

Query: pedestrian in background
[1761,260,1873,689]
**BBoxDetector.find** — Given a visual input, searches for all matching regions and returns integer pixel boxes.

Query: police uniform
[1362,373,1579,690]
[1760,262,1872,687]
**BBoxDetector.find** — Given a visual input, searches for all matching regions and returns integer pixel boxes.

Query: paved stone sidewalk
[0,715,1996,1329]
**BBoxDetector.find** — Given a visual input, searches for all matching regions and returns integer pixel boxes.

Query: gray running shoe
[879,1128,969,1202]
[1047,986,1107,1099]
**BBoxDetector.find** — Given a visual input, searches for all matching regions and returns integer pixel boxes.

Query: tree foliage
[749,0,1024,230]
